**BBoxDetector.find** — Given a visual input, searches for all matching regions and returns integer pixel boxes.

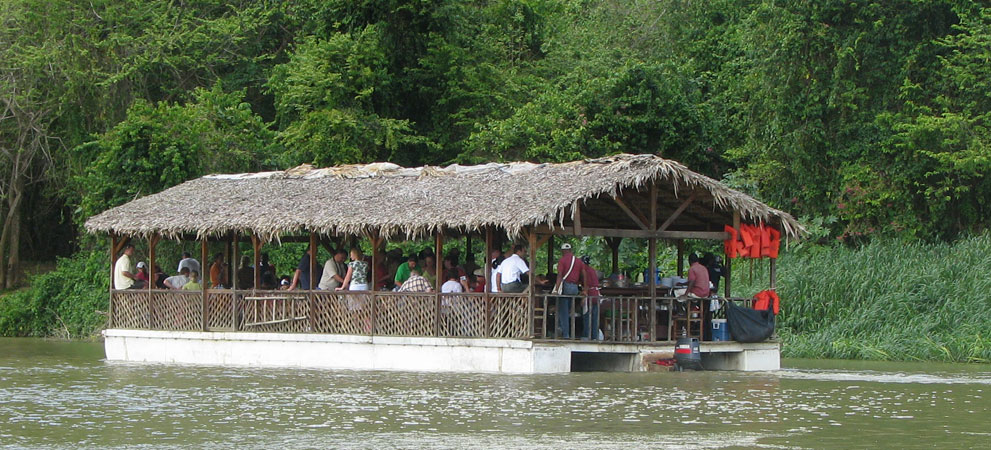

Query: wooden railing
[109,289,750,341]
[109,289,529,338]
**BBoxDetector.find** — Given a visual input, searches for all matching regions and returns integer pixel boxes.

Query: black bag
[726,301,775,343]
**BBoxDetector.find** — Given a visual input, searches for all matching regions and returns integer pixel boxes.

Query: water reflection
[0,339,988,449]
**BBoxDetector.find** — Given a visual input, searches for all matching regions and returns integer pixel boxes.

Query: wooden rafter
[658,192,699,232]
[612,195,649,230]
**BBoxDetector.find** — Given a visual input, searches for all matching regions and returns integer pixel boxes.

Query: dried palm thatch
[85,154,803,241]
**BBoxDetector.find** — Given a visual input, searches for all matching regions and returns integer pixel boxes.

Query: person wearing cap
[135,261,150,284]
[551,243,585,339]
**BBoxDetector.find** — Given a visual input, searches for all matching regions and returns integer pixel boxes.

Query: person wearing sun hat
[551,243,585,339]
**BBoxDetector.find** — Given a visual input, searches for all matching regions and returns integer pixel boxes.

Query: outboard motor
[674,329,703,371]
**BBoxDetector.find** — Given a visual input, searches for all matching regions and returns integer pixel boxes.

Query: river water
[0,339,988,449]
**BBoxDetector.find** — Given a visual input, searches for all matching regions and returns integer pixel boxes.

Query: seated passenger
[394,255,417,289]
[686,253,710,298]
[164,267,190,289]
[398,269,432,293]
[182,270,202,290]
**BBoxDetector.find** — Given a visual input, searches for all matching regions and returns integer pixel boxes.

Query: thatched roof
[84,154,803,240]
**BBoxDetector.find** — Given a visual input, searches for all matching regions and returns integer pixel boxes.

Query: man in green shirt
[394,255,418,289]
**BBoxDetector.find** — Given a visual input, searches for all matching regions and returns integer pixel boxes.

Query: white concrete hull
[103,329,779,373]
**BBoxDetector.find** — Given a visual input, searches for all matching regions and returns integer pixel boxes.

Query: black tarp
[727,301,775,343]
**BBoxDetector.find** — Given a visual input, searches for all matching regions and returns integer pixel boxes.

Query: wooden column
[368,232,379,335]
[200,237,208,331]
[606,237,621,275]
[108,234,117,328]
[546,235,554,276]
[484,226,492,337]
[147,234,158,328]
[309,231,318,332]
[676,240,685,277]
[465,235,471,267]
[251,234,261,291]
[225,234,233,288]
[726,210,740,298]
[231,231,239,330]
[648,237,656,342]
[434,230,443,336]
[527,228,537,337]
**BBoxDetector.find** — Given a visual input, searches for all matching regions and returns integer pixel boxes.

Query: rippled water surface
[1,338,989,448]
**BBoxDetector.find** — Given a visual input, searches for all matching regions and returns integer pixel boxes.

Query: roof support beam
[573,204,583,235]
[612,195,649,231]
[658,192,698,232]
[534,225,729,241]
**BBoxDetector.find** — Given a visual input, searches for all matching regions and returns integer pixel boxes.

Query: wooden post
[484,226,492,337]
[226,234,233,288]
[528,228,537,338]
[434,230,443,336]
[201,237,208,331]
[368,232,378,335]
[546,235,554,276]
[726,210,740,298]
[147,234,158,328]
[676,240,685,277]
[606,237,621,275]
[648,237,656,342]
[231,231,239,330]
[108,234,117,327]
[309,231,317,332]
[251,234,261,291]
[465,235,471,267]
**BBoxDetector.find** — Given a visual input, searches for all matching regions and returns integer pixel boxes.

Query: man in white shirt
[114,244,143,289]
[496,245,529,293]
[165,268,191,290]
[177,252,201,275]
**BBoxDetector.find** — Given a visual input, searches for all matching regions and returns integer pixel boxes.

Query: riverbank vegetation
[1,1,989,360]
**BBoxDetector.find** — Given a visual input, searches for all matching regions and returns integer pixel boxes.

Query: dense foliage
[733,233,991,362]
[1,1,989,358]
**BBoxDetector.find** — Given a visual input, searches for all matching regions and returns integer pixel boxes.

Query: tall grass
[732,233,991,362]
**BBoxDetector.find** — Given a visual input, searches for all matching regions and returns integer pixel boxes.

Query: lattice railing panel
[440,294,486,337]
[151,290,201,331]
[206,291,235,330]
[490,294,529,338]
[375,293,436,336]
[241,292,310,333]
[111,290,151,329]
[312,292,373,335]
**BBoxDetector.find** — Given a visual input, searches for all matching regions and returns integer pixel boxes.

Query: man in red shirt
[687,253,710,297]
[552,243,585,338]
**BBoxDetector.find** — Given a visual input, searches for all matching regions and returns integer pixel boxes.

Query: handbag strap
[561,255,576,281]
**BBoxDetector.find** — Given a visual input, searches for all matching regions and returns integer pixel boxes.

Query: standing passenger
[113,244,144,289]
[337,248,370,291]
[686,254,710,298]
[581,256,601,340]
[551,243,585,339]
[236,256,254,289]
[177,252,201,276]
[496,245,529,293]
[288,249,320,290]
[318,249,348,290]
[209,252,228,288]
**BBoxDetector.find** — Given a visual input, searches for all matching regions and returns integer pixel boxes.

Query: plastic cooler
[711,318,730,341]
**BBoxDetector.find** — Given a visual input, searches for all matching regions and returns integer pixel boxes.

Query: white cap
[561,243,572,250]
[136,261,146,269]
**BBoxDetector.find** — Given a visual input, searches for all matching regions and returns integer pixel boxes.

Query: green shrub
[732,233,991,362]
[0,250,108,338]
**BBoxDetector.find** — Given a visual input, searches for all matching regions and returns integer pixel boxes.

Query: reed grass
[731,233,991,362]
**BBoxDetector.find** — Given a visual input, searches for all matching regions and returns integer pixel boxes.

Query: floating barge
[87,154,799,373]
